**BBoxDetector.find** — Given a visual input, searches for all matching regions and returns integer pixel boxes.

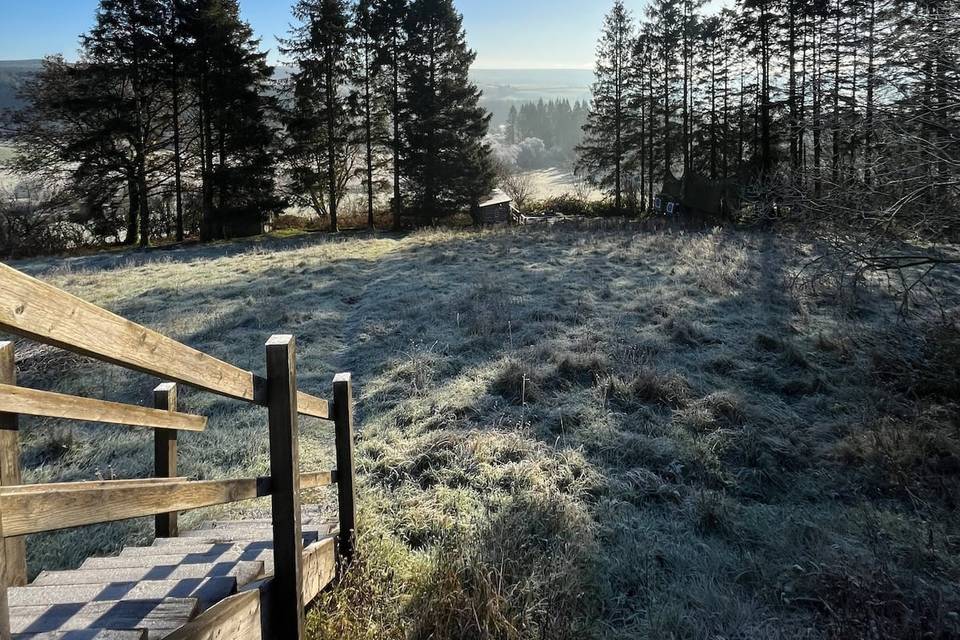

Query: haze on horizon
[1,0,731,69]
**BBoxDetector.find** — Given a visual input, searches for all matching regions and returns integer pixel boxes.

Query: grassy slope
[11,227,960,639]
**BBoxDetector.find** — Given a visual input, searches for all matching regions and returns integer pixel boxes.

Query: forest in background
[576,0,959,287]
[0,0,494,256]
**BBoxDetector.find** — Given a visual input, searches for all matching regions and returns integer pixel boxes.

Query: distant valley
[0,59,591,123]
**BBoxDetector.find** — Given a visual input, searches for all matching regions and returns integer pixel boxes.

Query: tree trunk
[326,51,339,233]
[392,37,402,231]
[864,0,876,187]
[172,58,185,242]
[125,176,139,246]
[364,39,375,230]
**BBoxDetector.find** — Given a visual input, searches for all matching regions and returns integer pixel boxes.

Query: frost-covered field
[9,225,960,639]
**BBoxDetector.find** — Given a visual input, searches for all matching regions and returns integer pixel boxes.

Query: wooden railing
[0,262,357,640]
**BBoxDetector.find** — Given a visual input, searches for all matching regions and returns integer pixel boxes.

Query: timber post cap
[155,382,177,393]
[266,334,295,347]
[333,372,351,384]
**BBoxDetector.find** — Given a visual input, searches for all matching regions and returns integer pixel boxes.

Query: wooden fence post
[0,501,9,640]
[154,382,179,538]
[0,342,26,588]
[266,335,304,640]
[333,372,356,566]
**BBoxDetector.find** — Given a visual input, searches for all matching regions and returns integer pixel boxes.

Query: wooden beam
[0,478,270,538]
[2,478,188,495]
[295,393,330,421]
[301,536,336,604]
[0,469,9,640]
[333,372,357,566]
[0,344,25,589]
[0,384,205,432]
[0,263,257,403]
[265,335,304,640]
[0,263,331,420]
[299,470,335,490]
[161,589,262,640]
[154,383,179,538]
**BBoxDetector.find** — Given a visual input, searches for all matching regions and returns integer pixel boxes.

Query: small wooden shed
[478,190,519,225]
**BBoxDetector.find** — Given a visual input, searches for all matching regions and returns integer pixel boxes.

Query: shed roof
[479,190,513,208]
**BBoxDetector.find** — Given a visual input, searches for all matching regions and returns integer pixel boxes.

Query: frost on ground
[11,226,960,639]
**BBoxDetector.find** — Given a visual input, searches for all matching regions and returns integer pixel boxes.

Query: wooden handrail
[0,471,337,537]
[0,384,206,432]
[0,263,330,420]
[0,263,358,640]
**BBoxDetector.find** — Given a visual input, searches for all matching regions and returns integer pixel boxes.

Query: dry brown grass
[7,225,960,639]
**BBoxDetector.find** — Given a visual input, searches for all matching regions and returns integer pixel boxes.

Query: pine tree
[282,0,354,232]
[506,104,518,145]
[370,0,409,229]
[350,0,390,229]
[83,0,170,246]
[401,0,494,223]
[576,0,634,213]
[181,0,281,240]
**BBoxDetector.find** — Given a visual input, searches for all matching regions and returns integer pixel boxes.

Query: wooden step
[123,543,273,563]
[32,560,264,588]
[82,550,274,571]
[13,631,147,640]
[10,598,198,640]
[180,527,322,544]
[125,543,242,557]
[149,538,269,550]
[9,578,236,611]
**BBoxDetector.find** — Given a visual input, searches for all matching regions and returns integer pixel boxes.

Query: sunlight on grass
[9,225,960,639]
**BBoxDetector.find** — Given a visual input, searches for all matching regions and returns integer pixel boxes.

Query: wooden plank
[0,478,270,537]
[301,536,336,604]
[122,543,240,557]
[0,263,255,403]
[295,393,330,421]
[81,550,273,571]
[32,561,264,588]
[299,470,335,490]
[153,383,178,538]
[265,335,304,640]
[9,598,198,640]
[0,343,26,589]
[8,577,237,611]
[13,631,147,640]
[161,590,262,640]
[0,466,9,640]
[0,385,205,433]
[333,372,357,565]
[0,264,330,420]
[2,478,187,495]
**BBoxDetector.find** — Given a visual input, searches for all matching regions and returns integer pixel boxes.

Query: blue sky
[0,0,729,69]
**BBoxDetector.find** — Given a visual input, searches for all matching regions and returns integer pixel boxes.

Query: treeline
[577,0,960,239]
[505,99,589,153]
[2,0,492,253]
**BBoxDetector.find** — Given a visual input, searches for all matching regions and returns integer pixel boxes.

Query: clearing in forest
[11,225,960,639]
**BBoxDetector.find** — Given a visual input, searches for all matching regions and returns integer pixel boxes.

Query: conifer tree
[181,0,281,240]
[576,0,634,213]
[83,0,169,246]
[282,0,354,232]
[401,0,494,223]
[370,0,409,229]
[350,0,390,229]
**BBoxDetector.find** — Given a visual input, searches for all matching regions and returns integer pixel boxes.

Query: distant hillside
[0,61,590,127]
[0,59,42,112]
[471,68,594,125]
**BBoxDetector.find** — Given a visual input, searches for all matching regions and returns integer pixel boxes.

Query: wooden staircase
[8,517,339,639]
[0,263,359,640]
